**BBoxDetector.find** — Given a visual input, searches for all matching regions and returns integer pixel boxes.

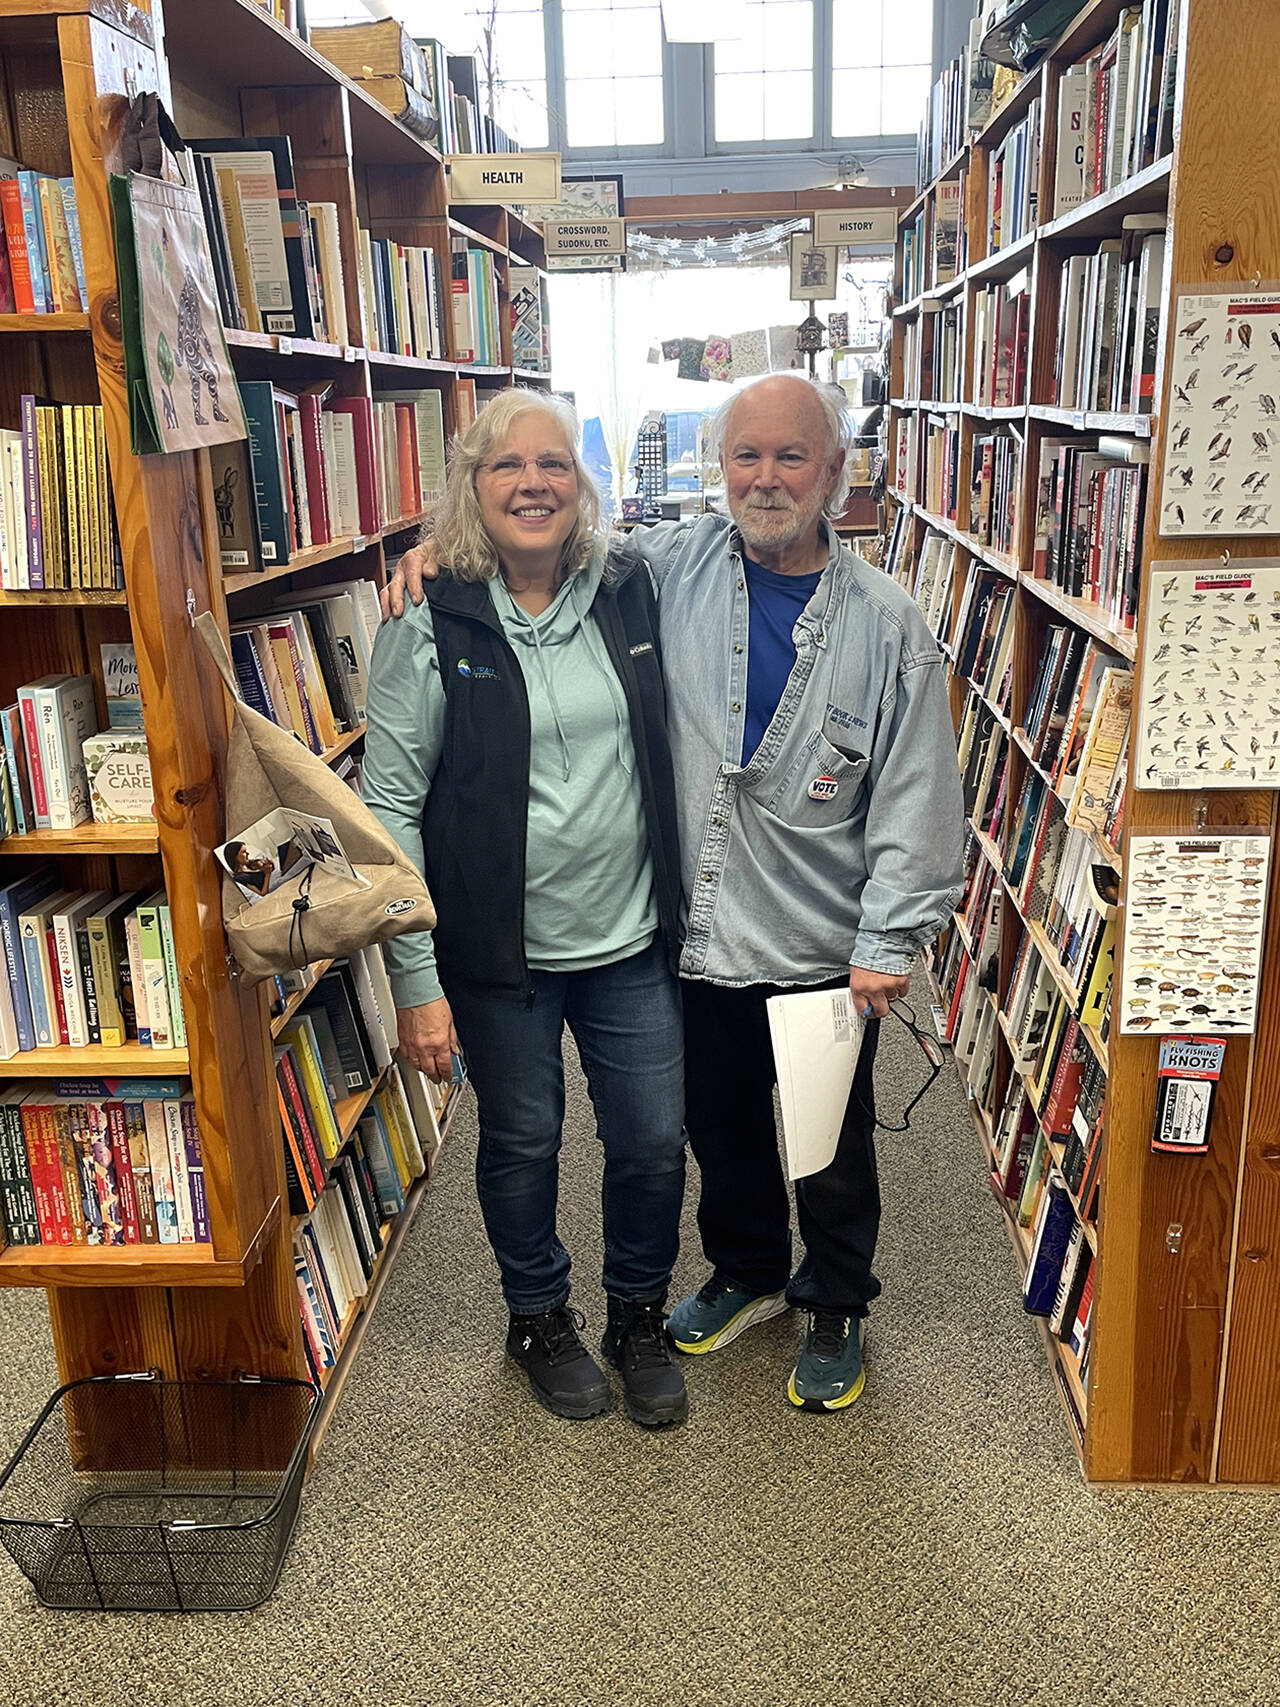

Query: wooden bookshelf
[3,1043,190,1076]
[0,0,538,1462]
[0,821,160,855]
[895,0,1280,1483]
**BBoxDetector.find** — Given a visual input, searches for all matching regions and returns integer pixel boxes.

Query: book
[135,890,173,1050]
[143,1099,179,1243]
[82,730,153,825]
[1024,1177,1077,1315]
[52,890,108,1049]
[29,674,96,830]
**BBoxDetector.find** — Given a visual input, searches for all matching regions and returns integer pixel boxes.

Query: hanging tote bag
[108,95,246,455]
[196,613,436,984]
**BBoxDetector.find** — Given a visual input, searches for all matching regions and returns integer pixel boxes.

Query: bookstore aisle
[0,1018,1275,1707]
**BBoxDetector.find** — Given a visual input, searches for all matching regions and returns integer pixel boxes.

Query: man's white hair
[704,374,855,521]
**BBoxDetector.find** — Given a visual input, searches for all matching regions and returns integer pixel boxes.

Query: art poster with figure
[1135,558,1280,788]
[1159,285,1280,536]
[1119,829,1271,1035]
[110,171,246,455]
[789,234,838,301]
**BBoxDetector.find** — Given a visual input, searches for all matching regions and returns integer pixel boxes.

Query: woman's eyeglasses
[480,455,576,481]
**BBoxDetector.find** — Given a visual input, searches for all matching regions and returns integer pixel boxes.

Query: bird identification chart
[1120,829,1271,1035]
[1160,285,1280,536]
[1136,558,1280,788]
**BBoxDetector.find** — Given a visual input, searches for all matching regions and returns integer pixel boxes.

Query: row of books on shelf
[972,274,1029,409]
[1019,626,1125,804]
[954,574,1015,713]
[229,381,444,571]
[362,232,448,362]
[0,166,85,315]
[968,430,1021,556]
[902,524,961,650]
[229,575,379,757]
[994,1069,1098,1370]
[451,241,503,366]
[959,697,1010,844]
[0,1079,208,1248]
[941,902,1109,1206]
[933,917,1099,1380]
[902,189,968,306]
[188,130,524,363]
[1031,433,1148,624]
[2,656,151,836]
[923,418,961,523]
[1054,222,1165,414]
[292,1071,448,1383]
[987,96,1040,254]
[0,398,121,592]
[954,712,1123,999]
[189,138,346,345]
[273,949,423,1214]
[269,929,449,1378]
[1051,0,1180,218]
[903,301,964,404]
[915,9,997,187]
[0,873,186,1058]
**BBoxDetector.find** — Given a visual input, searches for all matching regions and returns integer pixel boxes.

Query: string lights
[627,217,811,269]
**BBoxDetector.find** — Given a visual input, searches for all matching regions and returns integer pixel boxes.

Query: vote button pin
[808,774,839,801]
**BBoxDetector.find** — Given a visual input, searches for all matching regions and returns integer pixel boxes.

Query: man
[388,374,963,1412]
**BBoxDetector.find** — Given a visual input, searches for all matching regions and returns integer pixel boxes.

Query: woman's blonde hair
[424,388,603,581]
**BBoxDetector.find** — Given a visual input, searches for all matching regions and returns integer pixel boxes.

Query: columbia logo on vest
[457,657,498,680]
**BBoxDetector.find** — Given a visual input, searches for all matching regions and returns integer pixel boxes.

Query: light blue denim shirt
[625,514,965,986]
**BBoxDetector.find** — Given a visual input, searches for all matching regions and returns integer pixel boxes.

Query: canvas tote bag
[196,613,435,983]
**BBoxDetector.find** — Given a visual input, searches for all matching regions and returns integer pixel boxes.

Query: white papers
[767,987,865,1181]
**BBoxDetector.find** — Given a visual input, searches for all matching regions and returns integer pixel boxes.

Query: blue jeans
[444,939,686,1316]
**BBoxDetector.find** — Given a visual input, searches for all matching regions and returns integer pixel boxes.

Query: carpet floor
[0,1005,1277,1707]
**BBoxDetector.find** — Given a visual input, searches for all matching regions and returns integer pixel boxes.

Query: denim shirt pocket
[758,729,869,827]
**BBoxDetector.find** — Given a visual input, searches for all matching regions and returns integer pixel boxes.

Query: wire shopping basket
[0,1371,320,1611]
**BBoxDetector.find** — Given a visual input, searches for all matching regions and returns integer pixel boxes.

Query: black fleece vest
[421,554,682,995]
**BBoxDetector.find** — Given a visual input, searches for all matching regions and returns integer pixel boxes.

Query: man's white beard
[731,491,821,555]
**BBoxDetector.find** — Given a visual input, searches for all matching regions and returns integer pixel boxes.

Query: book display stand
[890,0,1280,1483]
[0,0,548,1462]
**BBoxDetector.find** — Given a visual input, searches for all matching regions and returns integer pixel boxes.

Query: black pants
[680,977,882,1317]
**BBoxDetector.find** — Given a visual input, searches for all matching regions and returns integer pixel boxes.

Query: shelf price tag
[277,336,294,356]
[351,535,367,554]
[344,345,358,363]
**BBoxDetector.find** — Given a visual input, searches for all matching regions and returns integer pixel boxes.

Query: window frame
[552,0,678,161]
[414,0,940,161]
[703,0,937,156]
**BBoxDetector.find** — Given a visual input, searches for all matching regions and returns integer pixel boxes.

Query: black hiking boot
[601,1296,689,1428]
[506,1304,611,1420]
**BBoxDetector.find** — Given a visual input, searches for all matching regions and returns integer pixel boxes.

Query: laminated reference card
[767,987,865,1180]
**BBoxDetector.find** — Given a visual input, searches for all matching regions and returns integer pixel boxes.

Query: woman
[363,391,687,1429]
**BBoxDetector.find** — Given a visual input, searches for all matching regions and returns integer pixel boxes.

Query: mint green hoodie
[363,548,658,1007]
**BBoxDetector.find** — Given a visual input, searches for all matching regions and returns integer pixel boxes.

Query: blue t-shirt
[741,555,824,764]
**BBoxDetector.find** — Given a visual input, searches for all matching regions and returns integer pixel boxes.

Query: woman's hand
[381,540,440,619]
[397,997,460,1084]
